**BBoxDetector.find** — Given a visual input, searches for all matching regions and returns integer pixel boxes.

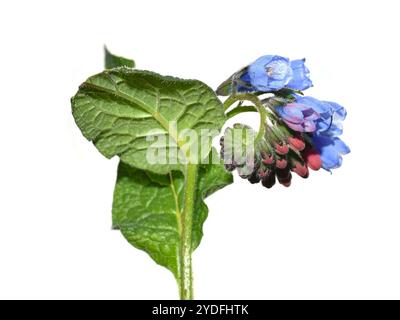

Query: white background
[1,0,399,299]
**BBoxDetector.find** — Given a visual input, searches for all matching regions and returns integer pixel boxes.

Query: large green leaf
[72,68,225,174]
[112,152,233,277]
[72,50,232,297]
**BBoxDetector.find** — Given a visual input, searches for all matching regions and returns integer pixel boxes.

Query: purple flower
[274,103,319,132]
[273,95,350,170]
[276,95,346,136]
[294,96,347,137]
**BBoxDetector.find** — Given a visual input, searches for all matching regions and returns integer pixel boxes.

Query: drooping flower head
[217,54,350,188]
[221,121,322,188]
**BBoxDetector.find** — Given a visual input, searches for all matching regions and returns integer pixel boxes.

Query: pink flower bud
[262,153,274,165]
[288,136,305,151]
[303,148,322,171]
[276,169,292,187]
[280,179,292,187]
[274,143,289,155]
[261,170,276,189]
[275,158,288,169]
[291,161,309,177]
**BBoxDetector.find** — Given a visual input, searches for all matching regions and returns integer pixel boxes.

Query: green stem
[223,93,268,142]
[179,163,198,300]
[225,105,257,120]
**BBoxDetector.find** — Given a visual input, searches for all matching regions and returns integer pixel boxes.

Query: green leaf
[71,68,226,174]
[112,151,233,278]
[72,48,233,298]
[104,46,135,69]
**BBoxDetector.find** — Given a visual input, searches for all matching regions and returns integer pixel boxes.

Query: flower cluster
[220,122,322,188]
[274,94,349,170]
[218,55,350,188]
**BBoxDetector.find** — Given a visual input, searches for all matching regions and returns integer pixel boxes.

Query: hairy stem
[223,93,268,142]
[225,105,257,119]
[179,163,198,300]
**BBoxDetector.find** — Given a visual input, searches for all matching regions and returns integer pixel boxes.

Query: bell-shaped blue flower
[287,59,313,90]
[242,55,293,91]
[273,95,350,170]
[312,135,350,170]
[218,55,313,95]
[319,101,347,137]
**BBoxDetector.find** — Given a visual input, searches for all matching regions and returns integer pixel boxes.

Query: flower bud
[291,161,309,178]
[274,143,289,155]
[261,152,274,165]
[276,168,292,187]
[261,169,276,188]
[275,157,288,169]
[248,171,261,184]
[288,136,305,151]
[303,148,322,171]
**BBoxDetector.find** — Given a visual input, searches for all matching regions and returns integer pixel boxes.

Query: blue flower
[273,95,350,170]
[318,101,347,137]
[287,59,313,90]
[237,55,313,93]
[242,55,293,91]
[312,135,350,170]
[217,55,313,95]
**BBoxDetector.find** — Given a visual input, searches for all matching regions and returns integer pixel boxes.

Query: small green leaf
[104,46,135,69]
[71,68,226,174]
[112,151,233,278]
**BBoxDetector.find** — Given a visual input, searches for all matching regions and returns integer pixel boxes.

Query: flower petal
[324,101,347,121]
[275,104,304,123]
[296,96,331,115]
[287,59,313,91]
[312,135,349,170]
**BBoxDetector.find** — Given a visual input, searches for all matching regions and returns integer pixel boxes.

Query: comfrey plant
[71,48,349,299]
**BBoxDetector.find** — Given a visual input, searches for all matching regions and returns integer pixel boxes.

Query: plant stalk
[179,163,198,300]
[223,93,268,143]
[225,105,257,119]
